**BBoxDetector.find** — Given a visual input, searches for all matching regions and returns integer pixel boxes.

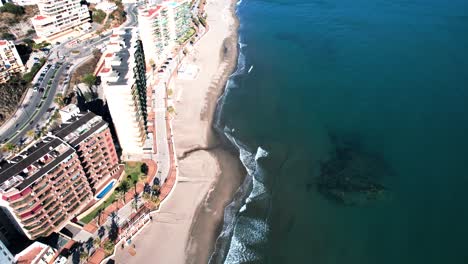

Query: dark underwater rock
[317,141,391,206]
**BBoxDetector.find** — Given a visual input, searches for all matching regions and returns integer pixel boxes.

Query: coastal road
[0,32,113,147]
[0,62,64,145]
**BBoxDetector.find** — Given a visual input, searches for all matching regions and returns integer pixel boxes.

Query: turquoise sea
[212,0,468,263]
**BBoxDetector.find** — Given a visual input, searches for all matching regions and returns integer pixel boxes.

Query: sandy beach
[114,0,242,263]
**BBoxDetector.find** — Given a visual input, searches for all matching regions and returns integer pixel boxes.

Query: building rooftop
[53,112,107,146]
[105,29,134,86]
[0,138,74,193]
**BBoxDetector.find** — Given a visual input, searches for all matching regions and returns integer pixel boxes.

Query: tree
[114,191,124,209]
[81,73,96,88]
[0,3,25,15]
[22,38,34,47]
[167,105,175,114]
[1,32,15,40]
[96,207,104,225]
[97,226,106,238]
[2,143,16,152]
[26,129,35,138]
[93,237,101,249]
[103,240,115,255]
[133,179,138,195]
[118,180,130,203]
[85,237,94,254]
[54,94,65,107]
[143,182,151,194]
[132,192,140,211]
[92,9,106,24]
[152,184,160,197]
[79,250,88,263]
[107,211,119,242]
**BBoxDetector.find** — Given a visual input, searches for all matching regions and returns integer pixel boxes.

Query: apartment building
[31,0,91,41]
[138,0,191,68]
[0,40,25,83]
[98,29,150,158]
[0,137,93,240]
[53,111,120,192]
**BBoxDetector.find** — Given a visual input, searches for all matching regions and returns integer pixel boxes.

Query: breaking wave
[210,16,271,261]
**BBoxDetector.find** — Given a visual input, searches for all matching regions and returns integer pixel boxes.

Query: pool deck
[81,160,157,233]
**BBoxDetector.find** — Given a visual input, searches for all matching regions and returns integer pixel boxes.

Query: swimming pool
[95,180,116,199]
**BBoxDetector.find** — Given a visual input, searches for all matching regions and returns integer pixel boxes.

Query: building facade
[31,0,90,41]
[98,29,150,158]
[138,0,191,68]
[0,137,93,239]
[0,112,120,240]
[0,40,25,83]
[53,111,120,192]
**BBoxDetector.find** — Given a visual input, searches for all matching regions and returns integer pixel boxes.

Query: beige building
[31,0,91,42]
[138,0,191,68]
[97,29,151,159]
[0,40,25,83]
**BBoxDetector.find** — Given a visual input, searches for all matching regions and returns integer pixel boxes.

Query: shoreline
[114,0,243,263]
[184,1,244,263]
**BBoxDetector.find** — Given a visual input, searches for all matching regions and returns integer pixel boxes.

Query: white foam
[236,0,243,6]
[224,217,268,263]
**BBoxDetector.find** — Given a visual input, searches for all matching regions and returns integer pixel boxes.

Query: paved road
[0,62,64,145]
[0,32,112,146]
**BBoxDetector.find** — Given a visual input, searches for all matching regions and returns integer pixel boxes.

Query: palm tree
[133,179,138,195]
[2,143,16,152]
[114,191,124,209]
[26,129,35,138]
[143,182,151,194]
[118,180,130,203]
[96,208,103,225]
[132,192,140,212]
[79,250,88,263]
[93,237,101,249]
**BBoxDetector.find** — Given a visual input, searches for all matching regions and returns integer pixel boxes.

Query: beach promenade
[114,0,242,263]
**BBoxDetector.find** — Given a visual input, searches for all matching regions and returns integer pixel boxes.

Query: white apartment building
[0,40,25,83]
[138,0,191,68]
[31,0,91,41]
[98,29,150,159]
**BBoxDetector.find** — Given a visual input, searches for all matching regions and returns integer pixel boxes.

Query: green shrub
[92,9,106,24]
[1,32,16,40]
[0,3,24,16]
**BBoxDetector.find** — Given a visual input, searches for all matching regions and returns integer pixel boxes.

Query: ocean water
[212,0,468,263]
